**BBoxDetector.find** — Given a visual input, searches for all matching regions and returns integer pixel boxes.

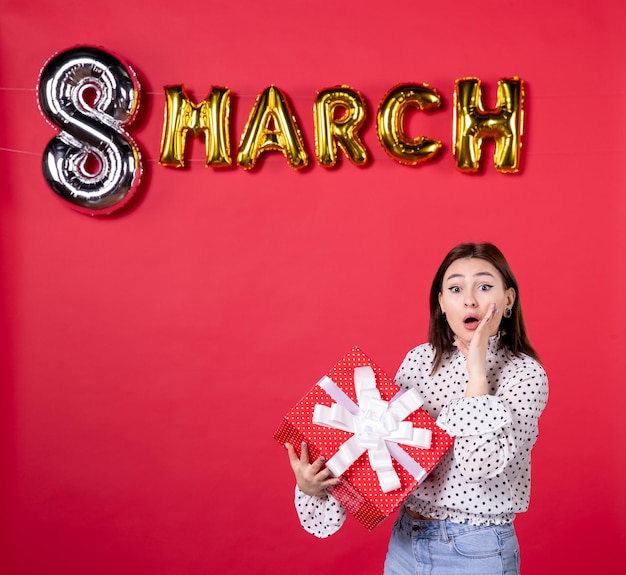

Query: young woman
[286,243,549,575]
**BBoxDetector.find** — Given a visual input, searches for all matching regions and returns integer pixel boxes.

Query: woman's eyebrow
[444,271,495,281]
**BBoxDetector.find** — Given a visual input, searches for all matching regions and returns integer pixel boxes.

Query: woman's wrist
[298,484,327,498]
[465,375,488,397]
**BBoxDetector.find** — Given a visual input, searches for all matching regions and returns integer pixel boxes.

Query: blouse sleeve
[436,359,548,483]
[294,486,347,538]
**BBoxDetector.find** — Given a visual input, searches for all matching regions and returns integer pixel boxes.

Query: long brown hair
[428,243,540,373]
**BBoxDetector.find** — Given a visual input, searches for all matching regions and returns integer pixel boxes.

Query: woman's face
[438,257,515,346]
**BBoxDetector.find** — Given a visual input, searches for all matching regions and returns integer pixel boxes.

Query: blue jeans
[383,509,520,575]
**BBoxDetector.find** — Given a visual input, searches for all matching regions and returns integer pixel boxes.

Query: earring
[504,307,513,318]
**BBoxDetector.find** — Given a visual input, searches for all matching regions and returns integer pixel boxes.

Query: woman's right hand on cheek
[456,303,498,396]
[286,442,341,496]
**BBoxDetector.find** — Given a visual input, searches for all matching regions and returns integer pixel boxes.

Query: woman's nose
[464,296,477,307]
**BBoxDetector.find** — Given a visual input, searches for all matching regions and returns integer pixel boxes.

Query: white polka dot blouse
[294,336,549,538]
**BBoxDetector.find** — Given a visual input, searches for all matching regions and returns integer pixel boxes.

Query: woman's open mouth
[463,315,480,330]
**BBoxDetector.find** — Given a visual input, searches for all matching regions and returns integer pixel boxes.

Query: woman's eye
[448,286,461,293]
[478,284,493,291]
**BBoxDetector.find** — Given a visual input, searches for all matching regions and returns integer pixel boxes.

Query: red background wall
[1,1,624,573]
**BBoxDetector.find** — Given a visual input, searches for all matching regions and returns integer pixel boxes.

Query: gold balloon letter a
[453,78,524,173]
[159,85,232,168]
[237,86,308,170]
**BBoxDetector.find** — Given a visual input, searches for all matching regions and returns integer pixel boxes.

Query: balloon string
[0,147,626,168]
[2,147,625,163]
[0,86,317,99]
[0,147,202,163]
[3,86,626,97]
[0,147,41,157]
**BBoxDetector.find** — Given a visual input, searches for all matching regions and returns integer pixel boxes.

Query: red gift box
[274,346,454,530]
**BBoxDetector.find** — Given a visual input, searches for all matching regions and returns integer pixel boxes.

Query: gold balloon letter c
[376,84,442,166]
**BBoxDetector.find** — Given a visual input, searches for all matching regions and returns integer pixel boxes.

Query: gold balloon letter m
[453,77,524,173]
[159,85,232,168]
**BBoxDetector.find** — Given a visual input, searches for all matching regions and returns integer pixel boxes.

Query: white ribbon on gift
[312,366,432,493]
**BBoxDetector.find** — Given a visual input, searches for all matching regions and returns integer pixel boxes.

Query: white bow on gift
[312,366,432,493]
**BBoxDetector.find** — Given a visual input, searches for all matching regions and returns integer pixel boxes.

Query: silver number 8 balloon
[38,46,142,215]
